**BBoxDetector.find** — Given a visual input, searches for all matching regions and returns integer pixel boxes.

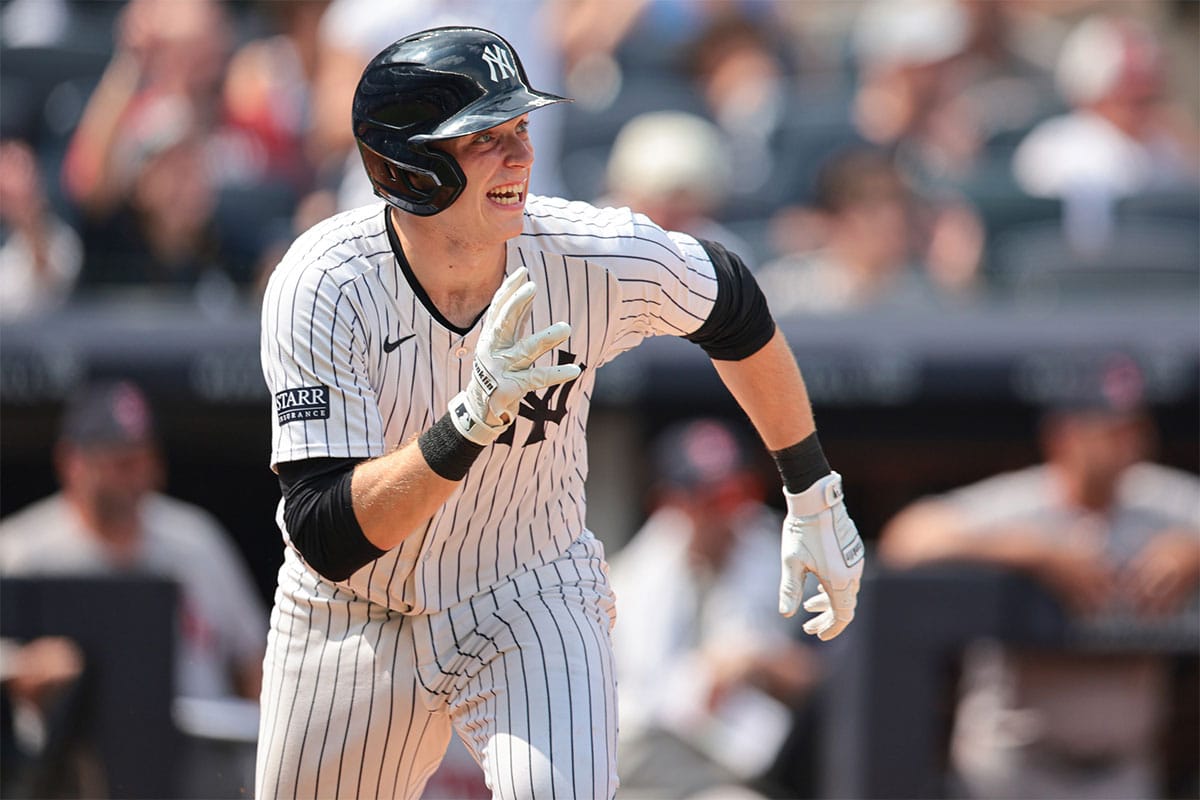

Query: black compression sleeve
[277,457,384,582]
[685,239,776,361]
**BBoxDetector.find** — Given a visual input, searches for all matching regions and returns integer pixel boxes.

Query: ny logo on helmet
[481,44,517,82]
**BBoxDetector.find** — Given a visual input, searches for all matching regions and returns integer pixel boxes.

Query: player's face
[436,116,533,245]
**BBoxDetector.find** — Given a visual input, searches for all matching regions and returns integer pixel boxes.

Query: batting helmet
[352,27,570,217]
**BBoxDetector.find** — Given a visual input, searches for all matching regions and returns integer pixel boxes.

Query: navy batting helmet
[352,27,570,216]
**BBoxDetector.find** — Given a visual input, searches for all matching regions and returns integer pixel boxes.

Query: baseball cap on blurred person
[606,111,731,210]
[852,0,968,69]
[654,418,751,491]
[59,380,157,448]
[1055,15,1164,108]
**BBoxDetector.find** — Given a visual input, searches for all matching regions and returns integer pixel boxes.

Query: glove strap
[448,390,509,446]
[784,472,864,568]
[783,471,842,515]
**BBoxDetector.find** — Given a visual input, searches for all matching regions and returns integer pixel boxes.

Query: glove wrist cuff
[783,471,842,516]
[448,391,509,446]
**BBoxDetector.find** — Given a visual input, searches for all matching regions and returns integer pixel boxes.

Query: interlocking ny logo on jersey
[481,44,517,82]
[275,386,330,425]
[497,351,585,447]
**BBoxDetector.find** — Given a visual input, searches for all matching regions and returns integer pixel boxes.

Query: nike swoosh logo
[383,333,415,353]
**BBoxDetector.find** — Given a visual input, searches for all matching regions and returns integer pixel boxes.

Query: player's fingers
[804,582,858,641]
[494,267,529,306]
[493,280,536,339]
[802,609,834,638]
[507,321,572,367]
[779,560,807,618]
[481,268,528,329]
[519,363,581,392]
[803,591,830,614]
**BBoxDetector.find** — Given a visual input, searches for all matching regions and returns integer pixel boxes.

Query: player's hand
[779,472,865,640]
[450,268,581,445]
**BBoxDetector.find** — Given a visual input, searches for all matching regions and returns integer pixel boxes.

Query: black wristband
[770,432,831,493]
[418,412,485,481]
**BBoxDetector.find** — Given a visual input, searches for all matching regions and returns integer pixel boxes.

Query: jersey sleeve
[599,212,719,364]
[260,260,386,469]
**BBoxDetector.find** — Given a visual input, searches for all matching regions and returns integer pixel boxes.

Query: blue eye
[475,132,494,144]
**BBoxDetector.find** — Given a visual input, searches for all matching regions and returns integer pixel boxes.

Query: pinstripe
[257,579,296,797]
[322,594,355,796]
[270,565,318,795]
[551,562,597,793]
[353,607,387,798]
[328,292,354,454]
[267,566,309,797]
[301,584,340,800]
[488,606,534,795]
[513,595,557,799]
[536,585,578,795]
[365,613,402,798]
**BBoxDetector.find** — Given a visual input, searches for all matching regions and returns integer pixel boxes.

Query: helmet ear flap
[356,138,466,217]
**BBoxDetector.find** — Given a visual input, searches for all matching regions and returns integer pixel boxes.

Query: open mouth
[486,182,526,207]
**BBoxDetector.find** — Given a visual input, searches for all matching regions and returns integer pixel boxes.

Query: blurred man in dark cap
[0,380,266,702]
[879,355,1200,799]
[609,418,822,799]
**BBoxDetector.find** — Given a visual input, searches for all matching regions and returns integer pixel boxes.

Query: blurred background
[0,0,1196,798]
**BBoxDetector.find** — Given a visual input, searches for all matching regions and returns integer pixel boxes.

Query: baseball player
[256,26,864,800]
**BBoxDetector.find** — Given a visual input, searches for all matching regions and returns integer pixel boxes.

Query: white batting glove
[449,268,582,445]
[779,472,865,641]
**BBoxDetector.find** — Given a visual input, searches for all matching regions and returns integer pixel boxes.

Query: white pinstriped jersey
[260,195,718,613]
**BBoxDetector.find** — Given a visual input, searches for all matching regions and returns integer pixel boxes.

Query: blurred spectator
[934,0,1064,151]
[0,380,267,703]
[0,0,71,48]
[1011,13,1200,251]
[214,1,326,193]
[62,0,231,219]
[0,139,82,318]
[59,0,241,291]
[599,111,756,265]
[879,357,1200,800]
[848,0,1063,185]
[74,108,238,288]
[756,147,979,315]
[610,418,820,799]
[683,11,795,204]
[61,0,315,292]
[850,0,984,184]
[0,636,96,797]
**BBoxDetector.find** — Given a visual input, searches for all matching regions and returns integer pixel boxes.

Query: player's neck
[391,208,508,327]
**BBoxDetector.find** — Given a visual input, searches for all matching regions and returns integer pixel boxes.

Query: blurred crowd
[0,0,1197,319]
[0,2,1197,798]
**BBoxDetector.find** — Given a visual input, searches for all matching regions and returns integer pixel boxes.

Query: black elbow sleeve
[278,458,385,582]
[685,239,776,360]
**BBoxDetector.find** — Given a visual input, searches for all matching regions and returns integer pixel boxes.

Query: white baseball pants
[255,535,619,799]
